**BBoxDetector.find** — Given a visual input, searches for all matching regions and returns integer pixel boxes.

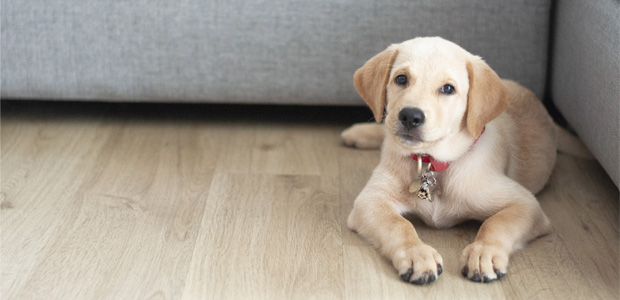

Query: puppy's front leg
[460,179,551,283]
[348,186,443,285]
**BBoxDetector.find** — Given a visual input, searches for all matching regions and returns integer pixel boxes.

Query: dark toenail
[461,266,469,277]
[411,276,426,285]
[482,275,494,283]
[437,264,443,276]
[470,272,481,282]
[428,274,437,283]
[400,268,413,282]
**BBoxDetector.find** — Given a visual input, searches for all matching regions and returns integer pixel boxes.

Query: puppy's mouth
[395,127,424,146]
[394,126,443,149]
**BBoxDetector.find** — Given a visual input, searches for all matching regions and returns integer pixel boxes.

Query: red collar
[411,127,485,173]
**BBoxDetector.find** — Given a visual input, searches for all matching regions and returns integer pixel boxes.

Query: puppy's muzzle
[399,107,426,129]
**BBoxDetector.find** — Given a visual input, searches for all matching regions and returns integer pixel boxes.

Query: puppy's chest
[402,172,468,228]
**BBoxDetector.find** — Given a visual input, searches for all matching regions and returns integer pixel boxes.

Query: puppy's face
[384,40,470,152]
[354,37,509,159]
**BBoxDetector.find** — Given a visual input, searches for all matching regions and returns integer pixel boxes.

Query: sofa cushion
[2,0,551,104]
[550,0,619,186]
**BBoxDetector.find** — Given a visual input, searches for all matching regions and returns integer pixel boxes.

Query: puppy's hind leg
[341,123,385,149]
[555,124,593,159]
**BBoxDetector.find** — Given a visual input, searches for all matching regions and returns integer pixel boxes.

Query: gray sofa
[2,0,618,186]
[550,0,619,187]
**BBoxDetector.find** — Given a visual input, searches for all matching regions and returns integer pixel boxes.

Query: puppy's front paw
[460,242,509,283]
[392,244,443,285]
[340,123,384,149]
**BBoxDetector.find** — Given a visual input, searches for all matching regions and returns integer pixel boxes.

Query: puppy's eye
[439,84,455,95]
[395,75,408,86]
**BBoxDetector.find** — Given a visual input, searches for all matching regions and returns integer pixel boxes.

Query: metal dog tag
[417,169,437,202]
[409,178,421,193]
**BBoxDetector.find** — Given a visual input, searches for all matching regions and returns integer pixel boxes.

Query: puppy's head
[354,37,509,157]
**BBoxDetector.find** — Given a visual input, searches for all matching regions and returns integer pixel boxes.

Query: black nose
[399,107,425,129]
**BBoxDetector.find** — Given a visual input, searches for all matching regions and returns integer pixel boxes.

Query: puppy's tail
[555,124,594,159]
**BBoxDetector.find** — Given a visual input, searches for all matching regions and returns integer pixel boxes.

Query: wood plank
[183,174,343,300]
[2,117,114,298]
[2,117,217,299]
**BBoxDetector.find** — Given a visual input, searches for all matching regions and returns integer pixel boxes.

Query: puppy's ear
[466,56,510,137]
[354,46,399,123]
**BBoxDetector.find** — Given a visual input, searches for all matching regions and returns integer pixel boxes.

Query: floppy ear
[465,56,510,137]
[353,46,399,123]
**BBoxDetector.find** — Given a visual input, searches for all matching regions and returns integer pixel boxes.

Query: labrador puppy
[342,37,560,285]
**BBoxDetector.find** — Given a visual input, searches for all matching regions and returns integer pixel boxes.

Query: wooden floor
[2,101,618,300]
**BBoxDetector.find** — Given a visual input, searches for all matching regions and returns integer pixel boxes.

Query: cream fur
[343,37,557,285]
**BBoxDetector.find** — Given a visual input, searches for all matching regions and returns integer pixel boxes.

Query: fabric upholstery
[550,0,619,186]
[2,0,551,104]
